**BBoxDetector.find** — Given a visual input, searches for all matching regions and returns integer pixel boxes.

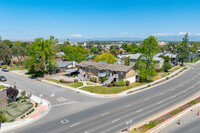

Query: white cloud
[70,34,83,38]
[153,32,191,36]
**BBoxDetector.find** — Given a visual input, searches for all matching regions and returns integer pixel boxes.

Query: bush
[102,77,108,83]
[2,65,7,68]
[117,81,126,86]
[94,77,97,83]
[125,80,130,86]
[163,62,172,72]
[0,113,7,122]
[147,84,151,87]
[90,77,93,82]
[60,79,73,83]
[74,79,78,82]
[113,82,117,86]
[35,103,38,107]
[166,77,169,80]
[108,83,113,87]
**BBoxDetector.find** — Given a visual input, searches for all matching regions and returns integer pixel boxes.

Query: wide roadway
[1,63,200,133]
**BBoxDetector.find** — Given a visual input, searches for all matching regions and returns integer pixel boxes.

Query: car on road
[1,68,9,72]
[0,76,7,82]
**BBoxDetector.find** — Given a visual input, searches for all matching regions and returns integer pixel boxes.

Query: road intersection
[1,62,200,133]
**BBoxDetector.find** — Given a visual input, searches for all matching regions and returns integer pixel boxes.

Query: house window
[119,71,123,75]
[87,68,91,72]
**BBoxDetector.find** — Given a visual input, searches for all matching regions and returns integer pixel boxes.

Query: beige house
[77,61,136,85]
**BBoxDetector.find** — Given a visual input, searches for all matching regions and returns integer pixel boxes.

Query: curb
[0,88,51,133]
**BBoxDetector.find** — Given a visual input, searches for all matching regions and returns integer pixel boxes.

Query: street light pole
[39,93,43,104]
[126,120,132,133]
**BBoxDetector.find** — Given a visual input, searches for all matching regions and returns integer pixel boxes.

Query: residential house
[57,61,77,72]
[11,56,29,65]
[77,61,136,85]
[156,53,178,66]
[0,90,8,108]
[86,54,95,62]
[117,53,164,69]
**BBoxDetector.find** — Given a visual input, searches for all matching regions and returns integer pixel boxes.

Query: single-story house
[86,54,95,62]
[11,56,29,64]
[156,53,178,66]
[77,61,136,84]
[117,54,164,69]
[57,61,78,72]
[0,90,8,108]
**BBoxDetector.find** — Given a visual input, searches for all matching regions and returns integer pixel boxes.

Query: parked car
[0,76,7,82]
[1,68,9,72]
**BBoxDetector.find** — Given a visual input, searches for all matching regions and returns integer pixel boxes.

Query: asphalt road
[1,62,200,133]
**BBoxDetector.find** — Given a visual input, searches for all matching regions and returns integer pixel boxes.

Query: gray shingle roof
[78,61,134,72]
[57,61,77,68]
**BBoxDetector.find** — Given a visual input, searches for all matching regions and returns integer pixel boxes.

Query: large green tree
[177,33,190,65]
[2,40,13,48]
[25,36,58,74]
[94,53,118,64]
[136,36,159,81]
[12,41,26,66]
[0,42,12,64]
[61,45,87,63]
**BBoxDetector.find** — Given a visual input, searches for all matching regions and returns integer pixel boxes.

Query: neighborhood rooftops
[77,61,134,72]
[118,53,164,61]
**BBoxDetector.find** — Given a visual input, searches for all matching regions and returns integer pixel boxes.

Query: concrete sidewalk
[0,95,50,133]
[159,106,200,133]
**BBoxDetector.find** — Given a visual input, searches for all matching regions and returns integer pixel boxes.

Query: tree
[25,36,58,74]
[0,42,12,64]
[136,36,159,81]
[12,41,26,66]
[177,33,190,65]
[61,44,87,63]
[124,56,130,66]
[2,40,13,48]
[121,43,128,50]
[166,42,177,54]
[163,62,172,72]
[94,53,118,64]
[6,86,19,101]
[87,41,94,49]
[90,46,97,54]
[0,36,2,42]
[126,45,135,54]
[21,90,26,99]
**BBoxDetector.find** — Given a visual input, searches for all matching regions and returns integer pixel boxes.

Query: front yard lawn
[8,67,26,71]
[1,102,33,122]
[0,85,6,90]
[80,82,147,94]
[45,78,83,88]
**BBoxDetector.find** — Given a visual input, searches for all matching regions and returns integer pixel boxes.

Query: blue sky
[1,0,200,41]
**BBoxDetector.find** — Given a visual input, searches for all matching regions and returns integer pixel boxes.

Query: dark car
[0,76,7,82]
[1,68,9,72]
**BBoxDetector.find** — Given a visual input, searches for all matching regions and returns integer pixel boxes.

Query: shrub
[35,103,38,107]
[90,77,93,82]
[108,83,113,87]
[125,80,130,86]
[147,84,151,87]
[166,77,169,80]
[0,113,7,122]
[60,79,73,83]
[74,79,78,82]
[102,77,108,83]
[163,62,172,72]
[117,81,126,86]
[113,82,117,86]
[94,77,97,83]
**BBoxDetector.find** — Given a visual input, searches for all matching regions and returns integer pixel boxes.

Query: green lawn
[8,67,26,71]
[1,102,33,122]
[80,82,147,94]
[0,85,6,90]
[46,78,83,88]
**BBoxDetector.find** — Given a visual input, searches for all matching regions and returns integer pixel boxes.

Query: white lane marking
[125,104,132,107]
[144,98,150,101]
[70,123,80,127]
[171,95,177,98]
[57,97,66,102]
[157,101,163,104]
[84,131,89,133]
[137,109,143,113]
[50,93,55,97]
[112,118,120,123]
[60,119,69,124]
[52,101,76,107]
[101,112,110,116]
[159,93,164,96]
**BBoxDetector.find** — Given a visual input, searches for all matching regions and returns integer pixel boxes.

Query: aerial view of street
[0,0,200,133]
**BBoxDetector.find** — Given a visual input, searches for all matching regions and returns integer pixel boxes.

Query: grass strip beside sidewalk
[130,96,200,133]
[45,78,83,88]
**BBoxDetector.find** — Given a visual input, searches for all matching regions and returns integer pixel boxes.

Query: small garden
[45,78,83,88]
[130,97,200,133]
[0,86,36,123]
